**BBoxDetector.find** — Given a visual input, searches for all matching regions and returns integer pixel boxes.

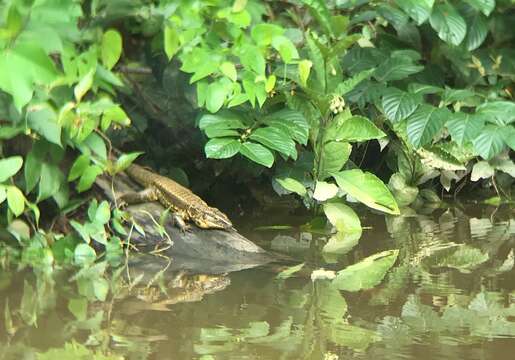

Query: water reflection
[0,204,513,359]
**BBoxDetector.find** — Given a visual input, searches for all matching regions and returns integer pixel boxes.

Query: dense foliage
[0,0,513,269]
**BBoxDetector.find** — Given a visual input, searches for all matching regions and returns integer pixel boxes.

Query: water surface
[0,203,514,359]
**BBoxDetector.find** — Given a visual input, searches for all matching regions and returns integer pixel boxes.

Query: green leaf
[323,201,361,233]
[276,263,305,279]
[24,150,42,193]
[382,88,420,123]
[464,0,495,16]
[93,278,109,301]
[275,177,307,196]
[388,173,419,206]
[68,298,88,321]
[471,160,494,181]
[336,68,375,96]
[77,165,103,193]
[115,152,143,173]
[27,105,61,146]
[0,186,6,205]
[199,113,246,130]
[204,127,240,138]
[446,112,485,145]
[407,105,450,148]
[0,42,58,110]
[101,29,122,70]
[298,60,312,87]
[250,127,297,159]
[476,101,515,126]
[205,138,241,159]
[271,35,299,63]
[313,181,339,201]
[334,116,386,142]
[68,154,90,181]
[501,126,515,151]
[323,231,361,255]
[472,125,506,160]
[429,3,467,46]
[74,69,95,103]
[300,0,333,35]
[374,56,423,82]
[238,45,265,75]
[37,163,61,202]
[319,141,352,180]
[206,81,230,113]
[395,0,434,25]
[251,24,284,46]
[220,62,237,82]
[95,201,111,225]
[164,26,180,60]
[416,146,466,171]
[333,169,400,215]
[263,109,309,145]
[0,156,23,183]
[306,32,325,90]
[239,142,274,167]
[465,13,488,51]
[332,250,399,291]
[7,186,25,217]
[74,244,96,266]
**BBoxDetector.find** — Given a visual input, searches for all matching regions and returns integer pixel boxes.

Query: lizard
[117,162,233,231]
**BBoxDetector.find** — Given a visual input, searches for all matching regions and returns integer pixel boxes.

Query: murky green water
[1,203,514,359]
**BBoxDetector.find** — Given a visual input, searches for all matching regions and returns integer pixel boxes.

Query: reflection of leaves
[423,245,489,273]
[38,341,128,359]
[317,282,348,323]
[333,250,399,291]
[328,323,380,351]
[276,263,305,279]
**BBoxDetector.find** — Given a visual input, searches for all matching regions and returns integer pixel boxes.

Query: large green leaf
[239,142,274,167]
[464,0,495,16]
[313,181,339,201]
[472,125,506,160]
[501,126,515,151]
[406,105,450,147]
[334,116,386,142]
[6,186,25,217]
[263,109,309,145]
[476,101,515,126]
[0,156,23,183]
[333,169,400,214]
[251,24,284,46]
[382,88,420,123]
[275,177,307,196]
[199,113,246,130]
[101,29,122,70]
[205,138,241,159]
[465,13,488,51]
[374,56,423,82]
[336,69,375,96]
[323,201,361,233]
[446,112,485,145]
[332,250,399,291]
[0,42,58,109]
[27,105,62,146]
[319,141,352,180]
[395,0,434,25]
[249,127,297,159]
[37,163,62,202]
[206,80,230,113]
[271,35,299,64]
[429,3,467,46]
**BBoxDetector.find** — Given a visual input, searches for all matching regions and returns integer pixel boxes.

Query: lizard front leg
[171,211,191,233]
[117,187,159,207]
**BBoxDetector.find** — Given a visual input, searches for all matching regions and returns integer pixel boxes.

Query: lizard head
[195,207,233,230]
